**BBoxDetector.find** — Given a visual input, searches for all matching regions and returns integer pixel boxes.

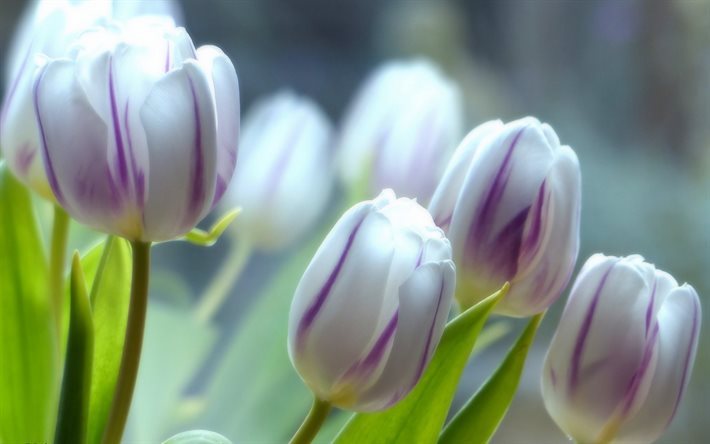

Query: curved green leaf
[333,285,508,444]
[162,429,232,444]
[55,253,94,444]
[0,163,58,443]
[439,312,544,444]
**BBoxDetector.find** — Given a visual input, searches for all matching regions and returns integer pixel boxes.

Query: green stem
[289,397,332,444]
[194,237,251,323]
[49,205,70,336]
[101,241,151,444]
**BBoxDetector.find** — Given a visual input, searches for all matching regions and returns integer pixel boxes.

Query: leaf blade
[439,312,545,444]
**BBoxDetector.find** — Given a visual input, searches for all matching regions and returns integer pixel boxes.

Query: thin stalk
[101,241,151,444]
[194,237,251,323]
[289,397,332,444]
[49,205,70,336]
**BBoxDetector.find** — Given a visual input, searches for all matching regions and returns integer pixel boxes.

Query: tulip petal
[140,61,217,241]
[354,261,455,411]
[196,45,239,205]
[615,285,701,442]
[34,60,137,235]
[450,117,556,286]
[542,257,654,443]
[428,120,503,231]
[500,145,581,316]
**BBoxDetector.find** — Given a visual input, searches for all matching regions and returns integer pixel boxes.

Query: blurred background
[1,0,709,442]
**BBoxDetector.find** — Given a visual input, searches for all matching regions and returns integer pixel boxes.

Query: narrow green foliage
[55,253,94,444]
[439,312,545,444]
[184,208,240,246]
[0,163,58,443]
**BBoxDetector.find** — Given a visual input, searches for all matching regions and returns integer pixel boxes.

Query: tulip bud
[31,18,239,241]
[1,0,181,199]
[428,117,581,316]
[224,90,334,250]
[337,59,462,204]
[541,254,701,444]
[288,189,455,411]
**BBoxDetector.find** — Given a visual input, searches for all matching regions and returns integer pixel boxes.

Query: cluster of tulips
[0,1,701,443]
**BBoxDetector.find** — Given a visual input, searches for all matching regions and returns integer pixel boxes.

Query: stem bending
[290,397,332,444]
[101,241,151,444]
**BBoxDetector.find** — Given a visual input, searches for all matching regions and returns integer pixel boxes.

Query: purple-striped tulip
[288,189,455,411]
[542,254,701,444]
[224,90,333,250]
[428,117,581,316]
[31,18,239,241]
[1,0,181,199]
[337,59,462,204]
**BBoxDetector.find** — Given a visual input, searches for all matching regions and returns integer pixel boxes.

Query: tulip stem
[101,241,151,444]
[194,236,251,323]
[49,205,70,336]
[290,397,332,444]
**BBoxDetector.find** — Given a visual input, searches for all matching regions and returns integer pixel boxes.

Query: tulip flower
[541,254,701,444]
[288,189,455,412]
[1,0,181,199]
[32,18,239,241]
[224,90,334,250]
[337,59,462,204]
[428,117,581,316]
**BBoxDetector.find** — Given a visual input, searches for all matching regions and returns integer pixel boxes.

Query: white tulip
[429,117,581,316]
[288,189,455,411]
[32,18,239,241]
[337,59,462,204]
[542,254,701,444]
[224,91,333,250]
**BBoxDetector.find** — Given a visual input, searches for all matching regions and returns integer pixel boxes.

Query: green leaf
[162,429,232,444]
[183,208,240,247]
[55,253,94,444]
[333,285,508,444]
[439,312,545,444]
[0,163,58,443]
[80,237,133,444]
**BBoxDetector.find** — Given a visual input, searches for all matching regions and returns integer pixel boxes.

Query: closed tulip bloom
[337,59,462,204]
[1,0,181,198]
[541,254,701,444]
[288,189,455,411]
[32,18,239,241]
[224,91,333,250]
[428,117,581,316]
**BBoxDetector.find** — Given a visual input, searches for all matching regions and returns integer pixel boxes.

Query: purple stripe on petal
[569,261,617,391]
[123,101,144,207]
[487,207,529,277]
[464,127,526,274]
[33,65,65,204]
[15,143,35,175]
[184,76,206,224]
[108,57,129,190]
[620,322,659,416]
[668,294,701,424]
[296,213,368,347]
[412,275,446,385]
[342,312,399,381]
[164,39,171,72]
[519,181,547,263]
[549,367,558,388]
[264,114,305,202]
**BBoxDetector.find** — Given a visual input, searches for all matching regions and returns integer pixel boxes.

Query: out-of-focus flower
[337,59,462,204]
[224,90,333,250]
[428,117,581,316]
[288,189,455,411]
[32,18,239,241]
[1,0,181,199]
[541,254,701,444]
